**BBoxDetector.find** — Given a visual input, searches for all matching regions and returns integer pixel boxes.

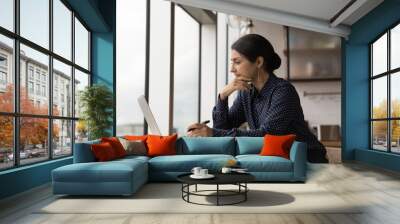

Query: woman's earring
[257,68,261,82]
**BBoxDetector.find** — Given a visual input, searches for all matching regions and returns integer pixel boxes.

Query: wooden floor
[1,162,400,224]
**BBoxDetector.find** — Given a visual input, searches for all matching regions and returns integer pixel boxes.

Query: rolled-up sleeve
[213,85,299,137]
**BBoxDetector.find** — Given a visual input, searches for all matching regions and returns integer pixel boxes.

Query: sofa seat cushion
[149,154,235,172]
[236,155,293,172]
[52,159,147,183]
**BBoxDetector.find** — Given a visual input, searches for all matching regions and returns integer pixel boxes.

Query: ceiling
[168,0,384,38]
[224,0,353,24]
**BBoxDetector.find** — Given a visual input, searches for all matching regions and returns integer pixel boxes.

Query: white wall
[252,20,288,79]
[292,82,341,129]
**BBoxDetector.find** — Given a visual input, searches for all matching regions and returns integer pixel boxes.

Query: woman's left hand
[186,123,213,137]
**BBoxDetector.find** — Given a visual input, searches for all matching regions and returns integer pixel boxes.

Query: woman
[187,34,328,163]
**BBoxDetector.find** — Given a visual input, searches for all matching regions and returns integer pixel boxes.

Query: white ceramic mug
[200,169,208,176]
[191,167,202,176]
[221,167,232,174]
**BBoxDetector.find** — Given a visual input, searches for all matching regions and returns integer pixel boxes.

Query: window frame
[0,0,92,171]
[370,20,400,154]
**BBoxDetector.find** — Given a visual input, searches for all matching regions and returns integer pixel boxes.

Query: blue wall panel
[91,32,115,135]
[0,158,72,199]
[344,0,400,171]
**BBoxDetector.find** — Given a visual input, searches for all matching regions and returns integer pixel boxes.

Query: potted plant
[79,84,113,140]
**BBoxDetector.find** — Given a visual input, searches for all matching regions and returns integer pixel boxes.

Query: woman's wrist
[219,89,232,101]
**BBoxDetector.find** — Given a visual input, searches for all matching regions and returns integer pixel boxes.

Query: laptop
[137,95,162,135]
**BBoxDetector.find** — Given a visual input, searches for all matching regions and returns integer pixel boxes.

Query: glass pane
[74,69,89,118]
[372,33,387,76]
[217,13,227,96]
[391,72,400,118]
[288,27,341,79]
[53,0,72,60]
[0,116,13,170]
[20,44,49,115]
[392,24,400,70]
[148,0,171,135]
[372,77,387,119]
[75,18,89,70]
[0,0,13,31]
[116,0,146,136]
[20,117,49,165]
[372,121,387,151]
[20,0,49,49]
[173,6,199,136]
[392,120,400,153]
[75,120,88,143]
[53,119,72,157]
[53,59,72,117]
[0,34,14,113]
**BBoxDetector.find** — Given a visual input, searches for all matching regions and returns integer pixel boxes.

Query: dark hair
[231,34,281,73]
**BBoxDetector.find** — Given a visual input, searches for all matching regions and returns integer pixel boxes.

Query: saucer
[190,174,215,179]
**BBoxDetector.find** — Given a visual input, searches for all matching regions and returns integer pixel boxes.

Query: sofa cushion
[91,142,118,161]
[101,137,127,158]
[176,137,235,155]
[118,138,147,156]
[53,158,148,183]
[236,155,293,172]
[148,154,235,172]
[147,134,178,157]
[236,137,263,155]
[260,134,296,159]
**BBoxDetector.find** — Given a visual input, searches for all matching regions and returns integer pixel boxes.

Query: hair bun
[270,52,281,70]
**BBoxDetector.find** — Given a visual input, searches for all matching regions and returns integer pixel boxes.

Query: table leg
[217,184,219,206]
[245,183,247,201]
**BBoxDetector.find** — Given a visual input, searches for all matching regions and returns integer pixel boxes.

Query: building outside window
[0,54,7,88]
[0,0,91,170]
[28,81,34,94]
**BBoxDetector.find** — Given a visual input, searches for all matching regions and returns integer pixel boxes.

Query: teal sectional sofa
[52,137,307,196]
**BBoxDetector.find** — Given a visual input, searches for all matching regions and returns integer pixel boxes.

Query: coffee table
[177,172,255,206]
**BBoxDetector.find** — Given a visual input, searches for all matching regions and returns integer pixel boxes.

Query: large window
[371,23,400,153]
[116,0,146,136]
[0,0,91,170]
[116,1,219,136]
[148,0,171,135]
[173,6,200,136]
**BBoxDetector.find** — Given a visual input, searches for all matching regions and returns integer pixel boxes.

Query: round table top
[177,172,255,185]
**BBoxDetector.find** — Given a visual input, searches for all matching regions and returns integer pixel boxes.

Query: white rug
[38,183,361,214]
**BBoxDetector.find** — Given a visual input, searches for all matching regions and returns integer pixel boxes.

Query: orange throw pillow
[101,137,127,158]
[91,142,117,161]
[146,134,178,157]
[124,135,148,142]
[259,134,296,159]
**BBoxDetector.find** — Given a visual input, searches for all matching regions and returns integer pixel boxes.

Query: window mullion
[71,10,76,154]
[388,29,391,152]
[49,0,54,160]
[14,0,21,166]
